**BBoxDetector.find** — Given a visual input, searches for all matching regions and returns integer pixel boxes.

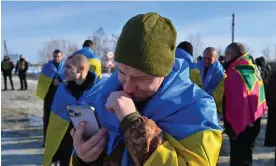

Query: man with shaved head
[197,47,225,112]
[43,54,99,166]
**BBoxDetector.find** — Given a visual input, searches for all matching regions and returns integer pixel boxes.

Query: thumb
[73,121,86,146]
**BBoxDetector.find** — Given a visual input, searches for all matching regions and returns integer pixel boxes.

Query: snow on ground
[1,76,275,166]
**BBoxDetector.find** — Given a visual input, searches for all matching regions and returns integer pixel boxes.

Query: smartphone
[67,105,100,140]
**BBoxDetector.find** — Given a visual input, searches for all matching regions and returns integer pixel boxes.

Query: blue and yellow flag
[72,47,102,79]
[92,59,222,165]
[197,60,226,112]
[36,60,65,100]
[175,48,202,87]
[43,72,99,166]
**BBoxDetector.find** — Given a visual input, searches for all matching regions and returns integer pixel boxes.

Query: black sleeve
[25,61,29,72]
[15,62,18,73]
[72,153,105,166]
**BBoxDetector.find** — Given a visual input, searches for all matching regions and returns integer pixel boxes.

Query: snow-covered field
[1,76,275,166]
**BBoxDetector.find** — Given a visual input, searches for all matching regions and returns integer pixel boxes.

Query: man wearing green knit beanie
[71,12,222,166]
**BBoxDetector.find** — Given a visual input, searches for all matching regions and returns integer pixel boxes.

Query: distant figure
[218,55,225,65]
[72,40,102,78]
[197,47,225,113]
[264,70,276,165]
[36,49,65,147]
[1,55,14,90]
[255,56,271,88]
[223,42,267,166]
[197,55,203,62]
[175,41,202,87]
[15,55,29,90]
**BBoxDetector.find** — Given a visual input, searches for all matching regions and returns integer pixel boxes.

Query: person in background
[218,55,225,65]
[36,49,65,147]
[197,47,225,113]
[43,54,99,166]
[72,40,102,78]
[197,55,203,62]
[175,41,202,87]
[223,42,267,166]
[1,55,14,91]
[264,70,276,166]
[15,55,29,90]
[255,56,271,89]
[71,12,222,166]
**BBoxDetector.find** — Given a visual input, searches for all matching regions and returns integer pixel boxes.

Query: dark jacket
[265,70,276,147]
[1,58,14,73]
[53,72,96,163]
[15,58,29,74]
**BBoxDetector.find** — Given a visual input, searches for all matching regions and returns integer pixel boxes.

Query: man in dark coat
[15,55,29,90]
[264,70,276,166]
[1,56,14,90]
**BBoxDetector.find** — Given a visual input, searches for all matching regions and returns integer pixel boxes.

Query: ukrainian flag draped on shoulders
[72,47,102,78]
[224,53,267,135]
[36,60,65,100]
[94,58,222,166]
[43,72,100,166]
[175,48,202,87]
[197,60,226,112]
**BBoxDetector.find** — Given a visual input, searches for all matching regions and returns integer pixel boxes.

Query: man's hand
[70,122,108,163]
[105,91,137,121]
[53,79,60,86]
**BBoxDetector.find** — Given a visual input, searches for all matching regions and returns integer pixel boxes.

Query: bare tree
[88,27,110,57]
[262,47,271,61]
[243,44,253,54]
[38,39,78,64]
[261,46,271,61]
[186,33,204,62]
[216,46,223,57]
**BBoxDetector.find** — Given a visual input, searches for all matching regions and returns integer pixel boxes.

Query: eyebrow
[117,68,126,75]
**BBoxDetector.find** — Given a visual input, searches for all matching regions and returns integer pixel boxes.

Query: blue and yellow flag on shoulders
[36,60,65,100]
[92,59,222,166]
[175,48,202,87]
[197,60,226,112]
[72,47,102,79]
[43,72,100,166]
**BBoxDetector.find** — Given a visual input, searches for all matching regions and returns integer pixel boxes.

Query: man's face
[116,62,164,102]
[64,58,81,81]
[203,51,217,67]
[53,52,62,63]
[225,48,237,63]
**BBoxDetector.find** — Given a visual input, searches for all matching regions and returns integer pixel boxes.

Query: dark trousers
[228,118,261,166]
[43,99,52,146]
[43,85,58,146]
[3,72,14,90]
[19,72,27,90]
[52,124,74,166]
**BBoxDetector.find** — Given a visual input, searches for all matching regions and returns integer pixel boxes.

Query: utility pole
[232,13,235,43]
[4,40,9,56]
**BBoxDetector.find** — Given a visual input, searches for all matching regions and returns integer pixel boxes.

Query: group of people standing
[35,12,275,166]
[1,55,29,91]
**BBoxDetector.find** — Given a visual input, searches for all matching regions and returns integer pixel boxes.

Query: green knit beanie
[115,12,177,76]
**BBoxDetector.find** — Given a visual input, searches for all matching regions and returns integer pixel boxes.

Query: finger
[105,97,114,113]
[73,121,86,146]
[70,128,76,137]
[86,133,107,158]
[88,136,107,156]
[83,128,108,151]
